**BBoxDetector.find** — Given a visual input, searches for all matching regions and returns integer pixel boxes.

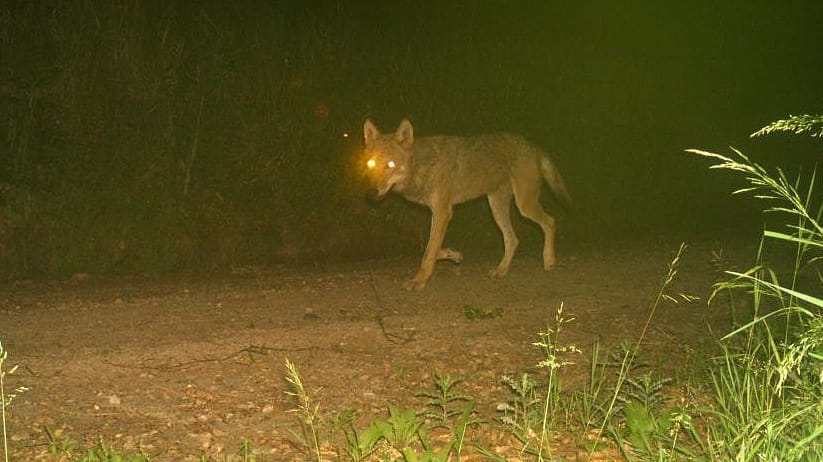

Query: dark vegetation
[1,1,821,279]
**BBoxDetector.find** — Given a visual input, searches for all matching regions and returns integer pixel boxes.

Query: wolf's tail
[540,157,573,212]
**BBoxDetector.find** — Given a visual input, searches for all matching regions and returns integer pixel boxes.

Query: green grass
[689,114,823,461]
[49,436,151,462]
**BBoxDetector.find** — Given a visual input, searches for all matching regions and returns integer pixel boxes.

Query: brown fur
[363,119,571,290]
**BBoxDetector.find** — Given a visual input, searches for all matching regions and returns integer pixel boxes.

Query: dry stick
[183,95,205,197]
[368,270,416,344]
[105,344,316,372]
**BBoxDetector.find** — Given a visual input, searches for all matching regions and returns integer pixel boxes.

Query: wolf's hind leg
[487,187,518,278]
[437,248,463,263]
[512,178,556,271]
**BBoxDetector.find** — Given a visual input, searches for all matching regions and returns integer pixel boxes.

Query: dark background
[1,1,821,278]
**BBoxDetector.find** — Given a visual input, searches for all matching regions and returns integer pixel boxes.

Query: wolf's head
[363,118,414,201]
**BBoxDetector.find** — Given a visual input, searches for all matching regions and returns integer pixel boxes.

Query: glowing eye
[366,158,376,169]
[387,160,396,168]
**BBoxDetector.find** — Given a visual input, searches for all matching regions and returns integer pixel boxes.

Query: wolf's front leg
[405,204,453,291]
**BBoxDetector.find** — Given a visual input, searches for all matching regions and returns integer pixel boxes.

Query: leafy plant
[608,370,701,460]
[462,304,504,320]
[496,372,542,443]
[449,402,479,461]
[399,435,453,462]
[45,427,80,458]
[618,372,672,413]
[376,405,424,453]
[78,438,152,462]
[340,421,384,462]
[235,438,256,462]
[370,405,461,462]
[417,373,473,427]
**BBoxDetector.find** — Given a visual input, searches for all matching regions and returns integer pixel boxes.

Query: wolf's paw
[403,278,427,291]
[488,266,509,279]
[438,248,463,263]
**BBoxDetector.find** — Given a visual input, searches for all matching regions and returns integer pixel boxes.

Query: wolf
[363,118,572,291]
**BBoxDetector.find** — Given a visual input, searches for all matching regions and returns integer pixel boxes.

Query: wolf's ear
[394,118,414,148]
[363,119,379,142]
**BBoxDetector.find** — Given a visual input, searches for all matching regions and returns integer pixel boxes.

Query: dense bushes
[0,2,421,277]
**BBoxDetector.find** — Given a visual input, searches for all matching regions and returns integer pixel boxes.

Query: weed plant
[284,359,479,462]
[489,242,707,461]
[284,358,323,461]
[43,431,150,462]
[0,339,27,462]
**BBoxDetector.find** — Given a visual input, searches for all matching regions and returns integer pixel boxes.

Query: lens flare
[366,158,376,169]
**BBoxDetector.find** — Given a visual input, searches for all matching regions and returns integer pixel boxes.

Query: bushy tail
[540,157,573,212]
